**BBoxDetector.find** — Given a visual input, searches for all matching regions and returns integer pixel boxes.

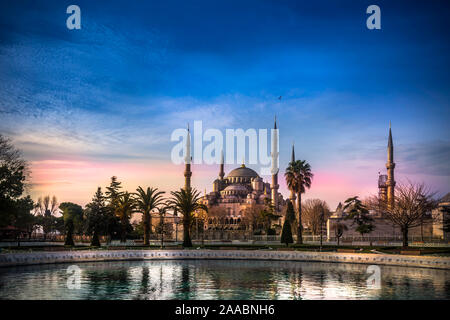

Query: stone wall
[327,216,434,239]
[1,249,449,270]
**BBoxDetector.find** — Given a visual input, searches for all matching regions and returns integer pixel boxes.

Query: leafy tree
[280,217,293,247]
[0,134,30,229]
[10,196,35,243]
[344,196,375,237]
[105,176,123,241]
[134,186,165,245]
[60,202,83,246]
[167,188,207,247]
[260,197,281,235]
[443,206,450,234]
[284,200,296,224]
[285,160,313,244]
[85,187,108,246]
[130,220,144,239]
[115,192,136,243]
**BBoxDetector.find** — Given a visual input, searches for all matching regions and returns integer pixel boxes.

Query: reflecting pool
[0,260,449,299]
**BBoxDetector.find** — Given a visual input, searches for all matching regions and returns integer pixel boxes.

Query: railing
[2,233,448,248]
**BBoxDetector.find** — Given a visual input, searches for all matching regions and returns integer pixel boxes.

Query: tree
[302,199,330,235]
[284,200,296,225]
[285,160,313,244]
[242,203,264,234]
[34,195,58,240]
[443,206,450,234]
[85,187,108,246]
[167,188,207,247]
[280,215,293,247]
[115,192,136,243]
[193,207,208,245]
[333,222,348,246]
[343,196,375,237]
[207,206,228,237]
[0,134,30,229]
[10,196,35,244]
[59,202,83,246]
[105,176,123,242]
[368,182,437,247]
[134,186,165,245]
[155,205,175,248]
[260,198,281,235]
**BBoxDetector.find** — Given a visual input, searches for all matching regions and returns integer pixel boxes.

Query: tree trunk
[183,219,192,247]
[91,230,100,247]
[65,227,74,246]
[402,226,408,247]
[337,236,340,246]
[143,211,149,246]
[120,217,127,243]
[296,193,303,244]
[420,221,424,242]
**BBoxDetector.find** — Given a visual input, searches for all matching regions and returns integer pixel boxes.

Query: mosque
[327,124,449,240]
[180,119,449,240]
[182,119,287,232]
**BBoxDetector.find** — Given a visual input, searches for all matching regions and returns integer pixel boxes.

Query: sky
[0,0,449,209]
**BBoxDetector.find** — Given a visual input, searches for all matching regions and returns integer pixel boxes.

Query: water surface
[0,260,449,299]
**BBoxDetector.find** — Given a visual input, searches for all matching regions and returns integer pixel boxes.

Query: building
[183,119,286,234]
[432,193,450,241]
[327,124,446,241]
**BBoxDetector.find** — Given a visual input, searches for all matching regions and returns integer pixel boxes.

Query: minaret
[386,122,395,208]
[219,150,225,180]
[289,142,296,202]
[271,116,279,211]
[184,124,192,191]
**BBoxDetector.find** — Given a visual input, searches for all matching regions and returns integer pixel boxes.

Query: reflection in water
[0,259,449,300]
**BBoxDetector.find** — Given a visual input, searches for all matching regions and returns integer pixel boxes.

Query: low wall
[0,249,449,270]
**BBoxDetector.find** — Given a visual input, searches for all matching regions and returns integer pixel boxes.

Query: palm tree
[285,160,313,244]
[134,186,165,245]
[167,188,207,247]
[115,192,136,243]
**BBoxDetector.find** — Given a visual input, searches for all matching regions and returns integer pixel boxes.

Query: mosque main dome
[226,164,259,179]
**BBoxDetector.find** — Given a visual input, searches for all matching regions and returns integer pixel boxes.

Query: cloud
[397,140,450,176]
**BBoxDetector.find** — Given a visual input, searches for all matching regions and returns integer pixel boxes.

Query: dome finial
[241,156,245,167]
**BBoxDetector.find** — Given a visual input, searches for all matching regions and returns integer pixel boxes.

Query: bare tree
[34,195,59,240]
[242,203,264,233]
[368,181,437,247]
[302,199,331,236]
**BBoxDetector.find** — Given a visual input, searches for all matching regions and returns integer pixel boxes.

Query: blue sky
[0,0,449,207]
